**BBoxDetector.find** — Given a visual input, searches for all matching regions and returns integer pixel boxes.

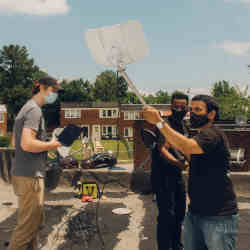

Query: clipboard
[57,124,82,147]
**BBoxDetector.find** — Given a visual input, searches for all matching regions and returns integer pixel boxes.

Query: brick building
[0,105,7,136]
[60,102,171,141]
[60,102,250,171]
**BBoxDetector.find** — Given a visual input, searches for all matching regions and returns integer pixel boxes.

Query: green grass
[101,139,133,161]
[49,139,133,162]
[69,140,87,160]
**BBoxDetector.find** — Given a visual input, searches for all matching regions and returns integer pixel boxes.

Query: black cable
[47,136,129,250]
[48,176,125,250]
[95,177,128,250]
[116,70,121,159]
[49,207,84,250]
[95,182,107,250]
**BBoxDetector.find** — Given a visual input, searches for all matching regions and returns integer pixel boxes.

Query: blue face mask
[45,92,58,104]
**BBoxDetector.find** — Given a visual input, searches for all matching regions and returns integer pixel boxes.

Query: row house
[0,105,7,136]
[59,102,250,171]
[60,102,171,141]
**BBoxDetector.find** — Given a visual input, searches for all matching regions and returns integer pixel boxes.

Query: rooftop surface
[0,165,250,250]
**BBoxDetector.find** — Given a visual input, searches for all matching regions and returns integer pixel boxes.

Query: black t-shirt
[189,126,238,216]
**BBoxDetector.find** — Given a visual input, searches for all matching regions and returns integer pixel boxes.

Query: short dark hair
[38,77,58,87]
[171,92,189,104]
[192,95,219,121]
[32,76,59,95]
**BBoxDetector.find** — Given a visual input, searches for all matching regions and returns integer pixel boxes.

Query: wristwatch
[156,120,167,130]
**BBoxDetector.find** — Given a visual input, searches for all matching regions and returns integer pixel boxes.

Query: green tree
[0,44,45,130]
[211,81,250,120]
[144,94,156,104]
[60,78,94,103]
[121,91,141,104]
[94,70,128,102]
[143,90,171,104]
[211,80,237,98]
[156,90,170,104]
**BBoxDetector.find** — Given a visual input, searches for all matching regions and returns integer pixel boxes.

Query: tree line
[0,44,249,131]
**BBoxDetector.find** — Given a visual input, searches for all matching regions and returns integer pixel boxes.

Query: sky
[0,0,250,96]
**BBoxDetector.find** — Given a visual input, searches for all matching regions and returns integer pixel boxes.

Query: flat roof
[61,102,171,110]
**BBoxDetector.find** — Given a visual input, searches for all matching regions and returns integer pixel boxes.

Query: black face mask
[190,112,209,128]
[172,108,187,121]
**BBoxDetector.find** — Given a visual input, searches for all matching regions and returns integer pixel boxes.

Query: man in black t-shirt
[151,92,189,250]
[143,95,238,250]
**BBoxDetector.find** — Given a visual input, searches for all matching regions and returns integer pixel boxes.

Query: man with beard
[151,92,189,250]
[143,95,238,250]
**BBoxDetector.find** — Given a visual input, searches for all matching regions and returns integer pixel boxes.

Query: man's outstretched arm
[143,106,203,158]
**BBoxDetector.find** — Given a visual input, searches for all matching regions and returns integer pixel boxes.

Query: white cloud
[213,40,250,56]
[0,0,70,16]
[225,0,250,5]
[224,0,250,3]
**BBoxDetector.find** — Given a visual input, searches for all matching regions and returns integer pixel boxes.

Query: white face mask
[45,92,58,104]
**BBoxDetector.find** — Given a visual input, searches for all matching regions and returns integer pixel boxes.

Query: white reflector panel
[85,20,149,68]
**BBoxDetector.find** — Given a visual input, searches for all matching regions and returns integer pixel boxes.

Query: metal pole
[118,68,147,106]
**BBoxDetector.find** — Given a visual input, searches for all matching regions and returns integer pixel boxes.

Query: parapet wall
[133,121,250,172]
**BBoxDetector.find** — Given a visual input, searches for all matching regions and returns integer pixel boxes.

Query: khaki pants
[7,176,45,250]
